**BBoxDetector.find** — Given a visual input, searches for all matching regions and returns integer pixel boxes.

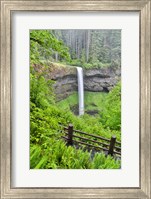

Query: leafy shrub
[30,73,55,109]
[30,72,121,168]
[69,59,82,66]
[101,82,121,130]
[30,30,71,64]
[30,142,120,169]
[83,63,93,69]
[91,153,120,169]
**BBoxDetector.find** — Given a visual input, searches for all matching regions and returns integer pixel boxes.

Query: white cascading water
[76,67,84,115]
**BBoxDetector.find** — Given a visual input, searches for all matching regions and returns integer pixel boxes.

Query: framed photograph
[0,0,150,198]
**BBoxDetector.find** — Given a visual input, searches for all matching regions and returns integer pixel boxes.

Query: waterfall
[76,67,84,115]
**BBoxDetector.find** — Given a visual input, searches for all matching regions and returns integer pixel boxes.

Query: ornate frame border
[0,0,150,198]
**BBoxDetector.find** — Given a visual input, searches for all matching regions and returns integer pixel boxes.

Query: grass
[84,92,107,113]
[57,92,78,112]
[57,91,107,115]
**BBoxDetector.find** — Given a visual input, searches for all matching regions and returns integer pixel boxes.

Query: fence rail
[60,124,121,157]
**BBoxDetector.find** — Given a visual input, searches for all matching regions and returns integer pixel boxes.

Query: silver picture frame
[0,0,150,198]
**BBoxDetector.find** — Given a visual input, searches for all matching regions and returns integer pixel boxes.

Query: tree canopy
[30,30,71,64]
[30,29,121,69]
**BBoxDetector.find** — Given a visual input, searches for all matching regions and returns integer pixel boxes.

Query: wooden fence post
[108,135,116,156]
[67,124,73,146]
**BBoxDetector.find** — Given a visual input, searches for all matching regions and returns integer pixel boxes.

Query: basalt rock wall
[84,67,121,92]
[50,66,121,101]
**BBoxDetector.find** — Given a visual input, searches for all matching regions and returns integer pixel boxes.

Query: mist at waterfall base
[76,67,84,116]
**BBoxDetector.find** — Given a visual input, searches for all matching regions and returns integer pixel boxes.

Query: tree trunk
[55,52,58,62]
[85,30,90,62]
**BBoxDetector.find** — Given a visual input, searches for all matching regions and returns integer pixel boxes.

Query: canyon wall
[49,65,121,101]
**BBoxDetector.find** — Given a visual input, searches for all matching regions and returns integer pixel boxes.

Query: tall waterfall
[76,67,84,115]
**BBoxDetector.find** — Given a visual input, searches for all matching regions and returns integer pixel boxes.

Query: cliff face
[47,65,77,101]
[84,67,121,92]
[50,65,121,101]
[53,75,77,101]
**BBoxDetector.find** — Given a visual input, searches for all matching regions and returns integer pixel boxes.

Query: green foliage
[84,92,107,112]
[30,29,121,70]
[30,30,71,64]
[30,142,120,169]
[101,82,121,130]
[30,30,121,169]
[91,153,120,169]
[69,59,82,66]
[80,49,86,64]
[69,59,112,69]
[57,92,78,112]
[57,91,120,141]
[30,73,121,168]
[30,73,55,108]
[57,91,107,114]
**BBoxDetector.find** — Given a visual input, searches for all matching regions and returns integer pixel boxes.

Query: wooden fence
[60,124,121,157]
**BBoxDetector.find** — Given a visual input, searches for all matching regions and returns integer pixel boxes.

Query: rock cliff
[84,67,120,92]
[34,63,121,101]
[49,65,121,101]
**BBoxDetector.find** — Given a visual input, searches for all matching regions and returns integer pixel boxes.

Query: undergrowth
[30,30,121,169]
[30,70,121,169]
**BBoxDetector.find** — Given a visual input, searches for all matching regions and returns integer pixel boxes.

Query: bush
[30,141,120,169]
[101,82,121,130]
[30,73,121,168]
[30,73,55,108]
[30,53,121,169]
[69,59,82,66]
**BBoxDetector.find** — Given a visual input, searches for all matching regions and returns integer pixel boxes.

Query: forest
[30,29,121,169]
